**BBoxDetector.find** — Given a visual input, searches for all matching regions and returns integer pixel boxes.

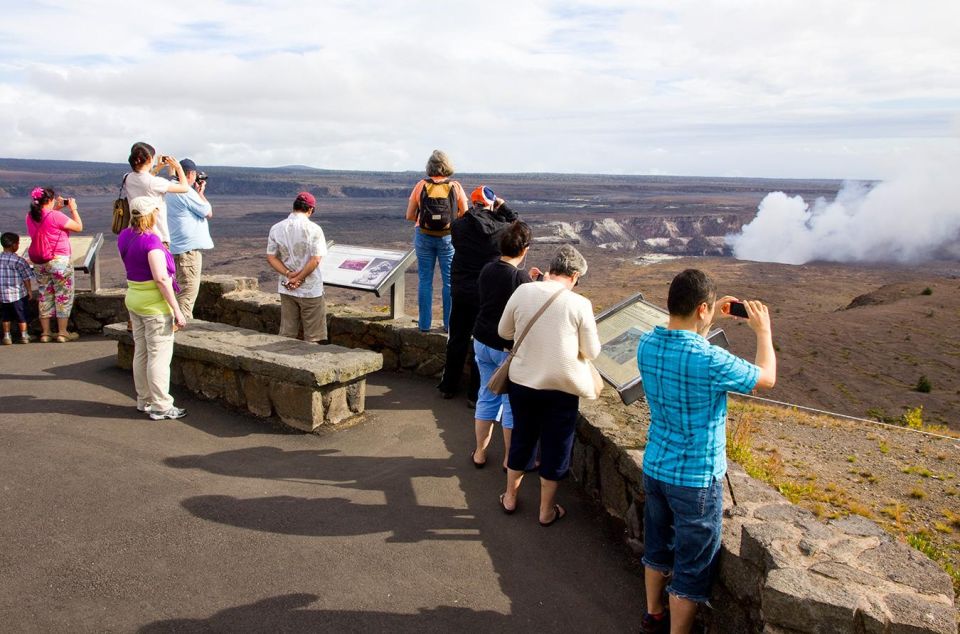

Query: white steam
[727,157,960,264]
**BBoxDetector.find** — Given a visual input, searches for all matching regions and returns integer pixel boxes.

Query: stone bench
[103,320,383,432]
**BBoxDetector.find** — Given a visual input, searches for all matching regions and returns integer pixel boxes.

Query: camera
[158,155,170,164]
[195,171,208,183]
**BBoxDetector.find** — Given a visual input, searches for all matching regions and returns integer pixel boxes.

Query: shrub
[901,406,924,429]
[921,287,933,295]
[915,375,932,393]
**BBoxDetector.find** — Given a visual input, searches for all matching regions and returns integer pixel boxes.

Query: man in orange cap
[438,186,520,405]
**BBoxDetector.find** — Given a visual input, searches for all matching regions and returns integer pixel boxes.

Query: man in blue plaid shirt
[637,269,776,633]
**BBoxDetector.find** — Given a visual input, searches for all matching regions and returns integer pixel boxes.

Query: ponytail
[29,187,56,223]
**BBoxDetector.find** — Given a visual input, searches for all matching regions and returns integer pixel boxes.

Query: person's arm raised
[744,299,776,389]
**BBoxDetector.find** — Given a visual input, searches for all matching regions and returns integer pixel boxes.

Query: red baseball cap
[295,191,316,208]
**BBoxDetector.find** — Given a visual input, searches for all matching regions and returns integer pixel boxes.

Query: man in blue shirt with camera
[637,269,777,633]
[166,158,213,319]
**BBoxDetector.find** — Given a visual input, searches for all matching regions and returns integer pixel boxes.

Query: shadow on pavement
[139,594,515,633]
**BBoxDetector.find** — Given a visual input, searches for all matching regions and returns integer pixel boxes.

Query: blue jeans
[413,227,454,331]
[642,473,723,604]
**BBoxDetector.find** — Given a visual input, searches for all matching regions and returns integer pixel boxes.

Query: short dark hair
[499,221,531,258]
[667,269,717,317]
[292,198,314,212]
[1,232,19,249]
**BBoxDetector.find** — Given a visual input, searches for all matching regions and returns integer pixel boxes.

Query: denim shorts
[473,340,513,429]
[641,473,723,604]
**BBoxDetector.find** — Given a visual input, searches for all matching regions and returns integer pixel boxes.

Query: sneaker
[19,333,29,344]
[136,404,153,413]
[149,407,187,421]
[639,611,670,633]
[1,335,11,345]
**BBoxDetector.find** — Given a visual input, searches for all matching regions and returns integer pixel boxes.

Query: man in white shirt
[266,192,328,343]
[167,158,213,319]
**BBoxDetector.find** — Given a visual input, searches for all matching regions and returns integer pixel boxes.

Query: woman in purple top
[118,196,187,421]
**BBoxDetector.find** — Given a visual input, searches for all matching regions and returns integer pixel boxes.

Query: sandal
[539,504,566,527]
[499,493,517,515]
[39,334,52,343]
[470,450,486,469]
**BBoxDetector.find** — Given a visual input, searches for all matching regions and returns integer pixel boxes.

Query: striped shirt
[638,326,759,488]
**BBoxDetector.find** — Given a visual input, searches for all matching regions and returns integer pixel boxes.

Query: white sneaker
[1,335,11,345]
[137,404,153,413]
[149,407,187,420]
[19,333,29,344]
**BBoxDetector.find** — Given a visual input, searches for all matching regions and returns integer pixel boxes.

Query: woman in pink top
[25,187,83,342]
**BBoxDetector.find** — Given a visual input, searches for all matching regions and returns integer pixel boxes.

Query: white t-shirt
[266,212,328,298]
[122,170,172,243]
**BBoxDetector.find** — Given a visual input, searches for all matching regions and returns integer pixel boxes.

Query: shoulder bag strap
[119,172,130,198]
[510,286,566,353]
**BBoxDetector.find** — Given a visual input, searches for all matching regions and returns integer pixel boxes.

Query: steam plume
[727,156,960,264]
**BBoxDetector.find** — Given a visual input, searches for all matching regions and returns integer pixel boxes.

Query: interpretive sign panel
[594,292,728,405]
[18,233,104,291]
[320,244,415,318]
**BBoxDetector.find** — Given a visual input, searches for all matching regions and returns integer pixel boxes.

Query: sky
[1,0,958,179]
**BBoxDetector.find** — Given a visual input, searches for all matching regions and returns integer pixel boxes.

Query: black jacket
[450,202,518,296]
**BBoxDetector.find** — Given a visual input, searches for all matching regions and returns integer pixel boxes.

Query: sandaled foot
[539,504,566,527]
[470,450,486,469]
[40,334,52,343]
[499,493,517,515]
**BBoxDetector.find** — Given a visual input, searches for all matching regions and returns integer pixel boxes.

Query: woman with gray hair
[496,245,600,526]
[404,150,468,332]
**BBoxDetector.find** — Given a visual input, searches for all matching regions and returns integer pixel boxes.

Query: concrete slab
[0,337,646,632]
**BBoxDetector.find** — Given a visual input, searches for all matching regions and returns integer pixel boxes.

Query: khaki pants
[174,250,203,320]
[279,294,327,343]
[130,311,176,412]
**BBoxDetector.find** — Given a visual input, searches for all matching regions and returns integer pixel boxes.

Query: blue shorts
[642,473,723,604]
[473,340,514,429]
[0,296,28,323]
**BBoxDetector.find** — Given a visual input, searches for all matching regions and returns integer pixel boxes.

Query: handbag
[111,173,131,235]
[487,287,566,395]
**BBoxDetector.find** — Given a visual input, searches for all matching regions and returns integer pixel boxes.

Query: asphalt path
[0,337,645,632]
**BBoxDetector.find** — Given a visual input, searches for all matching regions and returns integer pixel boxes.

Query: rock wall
[71,276,958,632]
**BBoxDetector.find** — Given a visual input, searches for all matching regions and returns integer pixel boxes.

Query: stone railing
[65,277,959,633]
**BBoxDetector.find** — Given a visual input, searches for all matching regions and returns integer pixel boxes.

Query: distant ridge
[0,157,847,200]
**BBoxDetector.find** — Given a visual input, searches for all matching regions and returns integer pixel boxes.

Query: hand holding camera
[720,297,772,335]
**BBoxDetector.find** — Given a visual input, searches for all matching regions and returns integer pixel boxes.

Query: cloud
[0,1,958,177]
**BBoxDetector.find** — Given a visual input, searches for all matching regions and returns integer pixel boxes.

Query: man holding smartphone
[636,269,776,633]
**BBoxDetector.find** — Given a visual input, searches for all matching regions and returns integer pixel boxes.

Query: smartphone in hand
[727,301,749,318]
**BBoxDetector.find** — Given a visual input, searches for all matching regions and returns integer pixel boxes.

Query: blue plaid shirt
[0,251,36,303]
[638,326,759,488]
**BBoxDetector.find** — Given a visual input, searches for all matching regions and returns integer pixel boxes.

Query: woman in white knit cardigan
[496,245,600,526]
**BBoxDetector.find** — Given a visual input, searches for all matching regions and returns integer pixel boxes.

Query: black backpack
[417,178,457,232]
